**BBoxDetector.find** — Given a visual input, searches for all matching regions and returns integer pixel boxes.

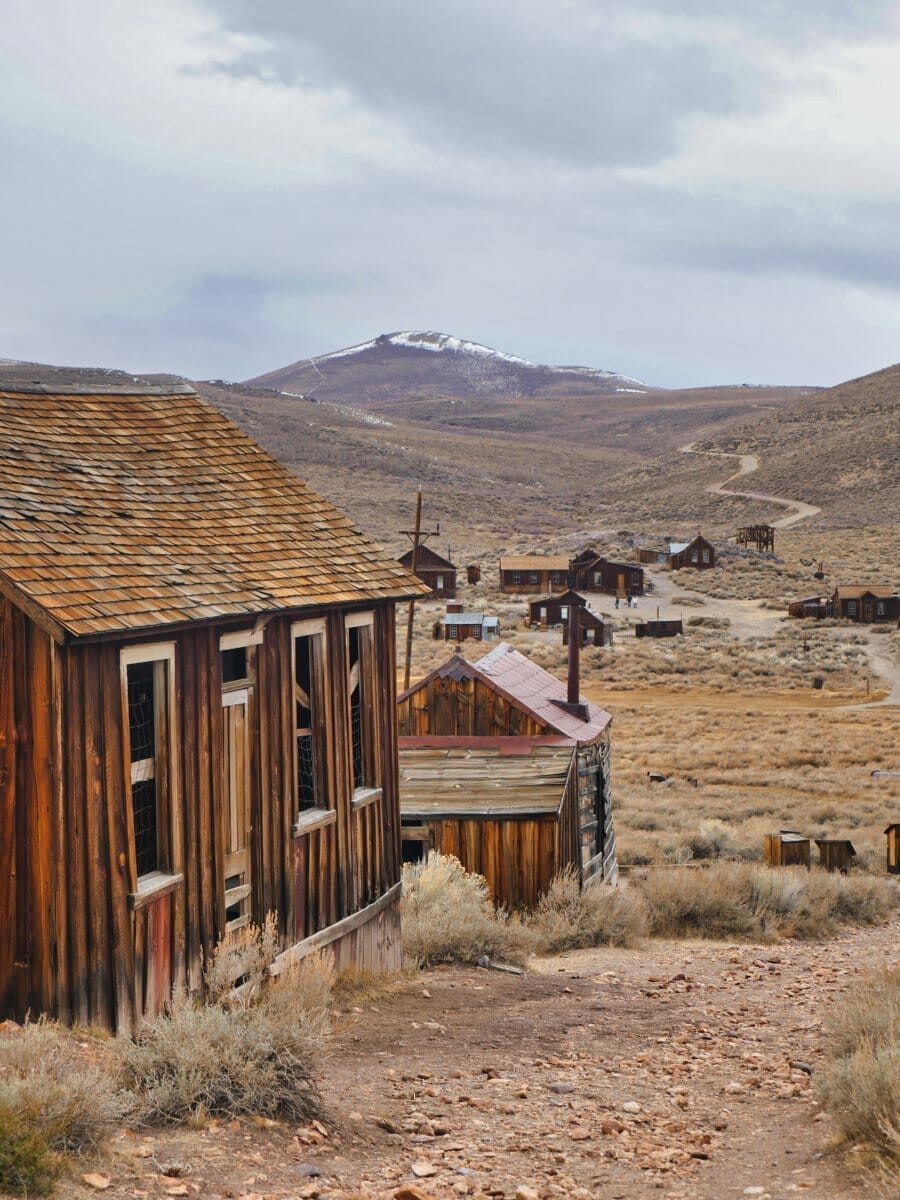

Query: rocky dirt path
[92,919,898,1200]
[679,444,821,530]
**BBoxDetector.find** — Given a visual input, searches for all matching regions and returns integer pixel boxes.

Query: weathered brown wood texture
[399,674,546,738]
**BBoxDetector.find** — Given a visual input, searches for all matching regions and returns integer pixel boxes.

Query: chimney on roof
[567,601,580,706]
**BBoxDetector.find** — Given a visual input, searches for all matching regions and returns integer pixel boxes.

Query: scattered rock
[411,1161,438,1179]
[622,1101,641,1114]
[81,1174,112,1191]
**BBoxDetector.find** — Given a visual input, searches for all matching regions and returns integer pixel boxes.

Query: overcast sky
[3,1,900,387]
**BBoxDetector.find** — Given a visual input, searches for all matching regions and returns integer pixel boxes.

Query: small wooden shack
[886,824,900,875]
[636,545,668,565]
[764,831,811,868]
[562,608,613,647]
[830,586,900,624]
[0,383,424,1031]
[668,534,715,570]
[397,544,457,598]
[635,618,683,638]
[397,638,617,907]
[569,549,645,596]
[440,610,499,643]
[499,555,569,595]
[788,595,828,619]
[815,839,856,873]
[466,563,481,584]
[736,524,775,552]
[527,588,585,627]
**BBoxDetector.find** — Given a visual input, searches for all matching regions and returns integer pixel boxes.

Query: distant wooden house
[764,831,811,868]
[736,524,775,552]
[466,563,481,584]
[527,588,585,627]
[398,544,457,598]
[815,839,856,873]
[830,586,900,624]
[562,609,613,648]
[668,534,715,570]
[397,641,617,907]
[635,618,683,638]
[569,549,645,596]
[440,610,499,643]
[636,545,669,566]
[886,824,900,875]
[788,595,828,619]
[0,383,423,1031]
[499,555,569,595]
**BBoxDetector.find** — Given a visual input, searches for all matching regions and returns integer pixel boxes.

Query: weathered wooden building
[815,839,856,873]
[0,383,423,1031]
[830,585,899,624]
[397,544,457,598]
[526,588,585,627]
[562,608,613,647]
[569,549,645,597]
[397,638,617,907]
[498,555,569,595]
[736,524,775,552]
[635,618,683,638]
[438,608,499,643]
[788,595,828,619]
[668,534,715,570]
[764,831,811,868]
[466,563,481,585]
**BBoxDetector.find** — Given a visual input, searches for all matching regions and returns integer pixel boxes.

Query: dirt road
[680,444,821,530]
[95,919,898,1200]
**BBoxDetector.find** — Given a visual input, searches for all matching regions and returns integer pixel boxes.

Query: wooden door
[617,571,625,592]
[222,689,252,932]
[863,600,873,621]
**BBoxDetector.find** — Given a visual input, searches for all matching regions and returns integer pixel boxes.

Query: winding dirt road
[679,444,821,529]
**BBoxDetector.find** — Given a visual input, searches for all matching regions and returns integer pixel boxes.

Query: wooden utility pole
[401,492,440,691]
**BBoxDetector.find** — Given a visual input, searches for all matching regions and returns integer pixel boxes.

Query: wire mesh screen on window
[349,627,364,789]
[127,662,159,875]
[295,636,318,811]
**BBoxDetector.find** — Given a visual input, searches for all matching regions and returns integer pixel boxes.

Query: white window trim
[219,627,265,651]
[344,611,380,803]
[120,641,181,887]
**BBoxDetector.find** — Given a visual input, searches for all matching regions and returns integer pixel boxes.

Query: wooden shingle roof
[0,385,424,640]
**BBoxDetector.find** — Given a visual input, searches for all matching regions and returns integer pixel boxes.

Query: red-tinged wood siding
[398,674,546,738]
[1,595,403,1031]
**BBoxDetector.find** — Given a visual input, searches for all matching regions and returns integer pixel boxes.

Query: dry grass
[527,868,648,953]
[634,863,897,941]
[400,853,533,967]
[121,925,333,1126]
[815,966,899,1160]
[0,1021,129,1195]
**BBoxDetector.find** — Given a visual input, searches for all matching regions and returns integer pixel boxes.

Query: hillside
[606,363,900,531]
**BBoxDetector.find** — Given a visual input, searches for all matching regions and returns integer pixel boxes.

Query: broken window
[346,612,380,798]
[293,619,328,815]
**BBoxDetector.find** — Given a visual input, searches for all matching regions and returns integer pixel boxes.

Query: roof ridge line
[0,383,197,396]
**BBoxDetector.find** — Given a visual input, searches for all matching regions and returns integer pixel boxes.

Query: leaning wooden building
[0,383,423,1031]
[397,635,617,907]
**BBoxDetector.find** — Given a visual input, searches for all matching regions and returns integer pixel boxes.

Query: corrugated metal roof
[499,555,570,571]
[399,738,576,817]
[443,612,485,624]
[474,642,612,741]
[0,386,425,638]
[668,541,690,554]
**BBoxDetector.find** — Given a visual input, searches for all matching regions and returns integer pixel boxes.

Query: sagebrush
[528,867,647,953]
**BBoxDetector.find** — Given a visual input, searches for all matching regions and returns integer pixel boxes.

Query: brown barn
[397,544,457,598]
[397,641,617,907]
[0,383,423,1031]
[569,549,645,596]
[668,534,715,570]
[499,555,569,595]
[830,586,899,624]
[788,595,828,619]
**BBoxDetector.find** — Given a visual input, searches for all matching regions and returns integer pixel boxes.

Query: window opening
[295,634,320,812]
[127,662,159,876]
[221,646,248,683]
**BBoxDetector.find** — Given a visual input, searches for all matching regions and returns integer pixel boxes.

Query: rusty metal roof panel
[0,386,426,638]
[473,642,612,742]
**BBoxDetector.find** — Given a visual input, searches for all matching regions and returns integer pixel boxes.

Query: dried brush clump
[121,924,333,1126]
[400,852,533,967]
[815,967,899,1160]
[0,1021,129,1195]
[635,863,897,941]
[528,868,647,953]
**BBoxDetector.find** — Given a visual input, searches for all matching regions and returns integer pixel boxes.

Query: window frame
[511,571,520,584]
[120,642,181,900]
[291,617,331,832]
[344,611,382,810]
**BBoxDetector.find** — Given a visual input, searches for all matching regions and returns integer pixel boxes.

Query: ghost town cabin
[0,383,424,1031]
